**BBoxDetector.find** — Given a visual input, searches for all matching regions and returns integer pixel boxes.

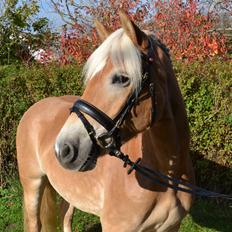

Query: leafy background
[0,0,232,231]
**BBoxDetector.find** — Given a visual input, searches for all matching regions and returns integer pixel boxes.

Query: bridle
[70,38,232,200]
[71,38,157,153]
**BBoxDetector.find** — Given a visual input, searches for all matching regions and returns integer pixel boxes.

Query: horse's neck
[123,50,189,176]
[141,122,176,170]
[139,50,190,175]
[141,98,189,176]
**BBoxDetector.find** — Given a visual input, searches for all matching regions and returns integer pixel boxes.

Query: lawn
[1,178,231,232]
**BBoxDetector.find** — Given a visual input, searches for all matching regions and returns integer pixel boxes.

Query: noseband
[71,39,156,152]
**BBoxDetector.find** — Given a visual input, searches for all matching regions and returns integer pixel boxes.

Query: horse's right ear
[94,19,111,42]
[119,9,149,51]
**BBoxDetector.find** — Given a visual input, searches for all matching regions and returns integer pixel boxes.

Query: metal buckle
[97,133,116,149]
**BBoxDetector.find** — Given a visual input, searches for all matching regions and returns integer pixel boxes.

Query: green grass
[0,179,23,232]
[1,179,232,232]
[180,200,232,232]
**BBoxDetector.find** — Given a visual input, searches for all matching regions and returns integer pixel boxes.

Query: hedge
[0,61,231,193]
[175,60,232,193]
[0,64,83,186]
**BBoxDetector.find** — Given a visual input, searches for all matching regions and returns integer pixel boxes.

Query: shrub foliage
[0,0,51,65]
[0,61,231,192]
[175,60,232,193]
[0,64,83,185]
[49,0,229,64]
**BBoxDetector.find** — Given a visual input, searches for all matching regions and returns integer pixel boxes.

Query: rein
[108,148,232,200]
[70,39,232,201]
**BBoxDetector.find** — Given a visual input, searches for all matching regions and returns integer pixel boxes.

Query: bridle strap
[112,73,151,129]
[67,37,232,200]
[71,99,115,132]
[71,105,98,144]
[70,38,156,148]
[71,70,152,137]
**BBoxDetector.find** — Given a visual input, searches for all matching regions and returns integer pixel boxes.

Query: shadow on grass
[85,223,102,232]
[191,151,232,196]
[188,199,232,232]
[185,151,232,232]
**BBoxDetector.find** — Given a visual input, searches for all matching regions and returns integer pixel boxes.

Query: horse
[16,10,194,232]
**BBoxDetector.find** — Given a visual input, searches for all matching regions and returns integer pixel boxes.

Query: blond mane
[83,28,142,90]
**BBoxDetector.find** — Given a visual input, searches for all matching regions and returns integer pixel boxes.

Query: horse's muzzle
[55,141,97,171]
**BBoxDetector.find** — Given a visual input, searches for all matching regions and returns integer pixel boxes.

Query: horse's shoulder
[35,95,79,106]
[18,95,79,127]
[28,95,79,112]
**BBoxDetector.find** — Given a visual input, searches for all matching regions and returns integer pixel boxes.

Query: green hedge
[175,60,232,193]
[0,64,83,186]
[0,61,231,192]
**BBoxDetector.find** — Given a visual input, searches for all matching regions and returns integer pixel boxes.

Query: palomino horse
[17,11,194,232]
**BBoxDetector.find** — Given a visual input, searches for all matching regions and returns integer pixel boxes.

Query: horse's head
[55,11,168,171]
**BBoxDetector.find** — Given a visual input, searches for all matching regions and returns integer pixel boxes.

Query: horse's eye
[112,74,130,87]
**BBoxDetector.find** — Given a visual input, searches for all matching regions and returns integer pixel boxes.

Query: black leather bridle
[71,39,156,153]
[69,38,232,200]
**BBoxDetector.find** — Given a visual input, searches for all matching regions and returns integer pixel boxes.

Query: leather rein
[70,39,232,201]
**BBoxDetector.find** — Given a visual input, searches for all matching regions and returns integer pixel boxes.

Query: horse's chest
[46,169,105,216]
[136,194,186,232]
[102,183,187,232]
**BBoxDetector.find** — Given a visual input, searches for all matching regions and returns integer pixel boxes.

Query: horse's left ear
[119,9,149,50]
[94,19,112,42]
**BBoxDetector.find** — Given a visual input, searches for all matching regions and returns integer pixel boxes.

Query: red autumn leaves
[41,0,229,64]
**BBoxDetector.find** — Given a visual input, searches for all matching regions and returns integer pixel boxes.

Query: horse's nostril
[59,143,78,164]
[60,144,70,158]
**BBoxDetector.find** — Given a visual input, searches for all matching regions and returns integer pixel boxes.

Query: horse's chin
[60,150,98,171]
[57,154,97,171]
[79,155,97,171]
